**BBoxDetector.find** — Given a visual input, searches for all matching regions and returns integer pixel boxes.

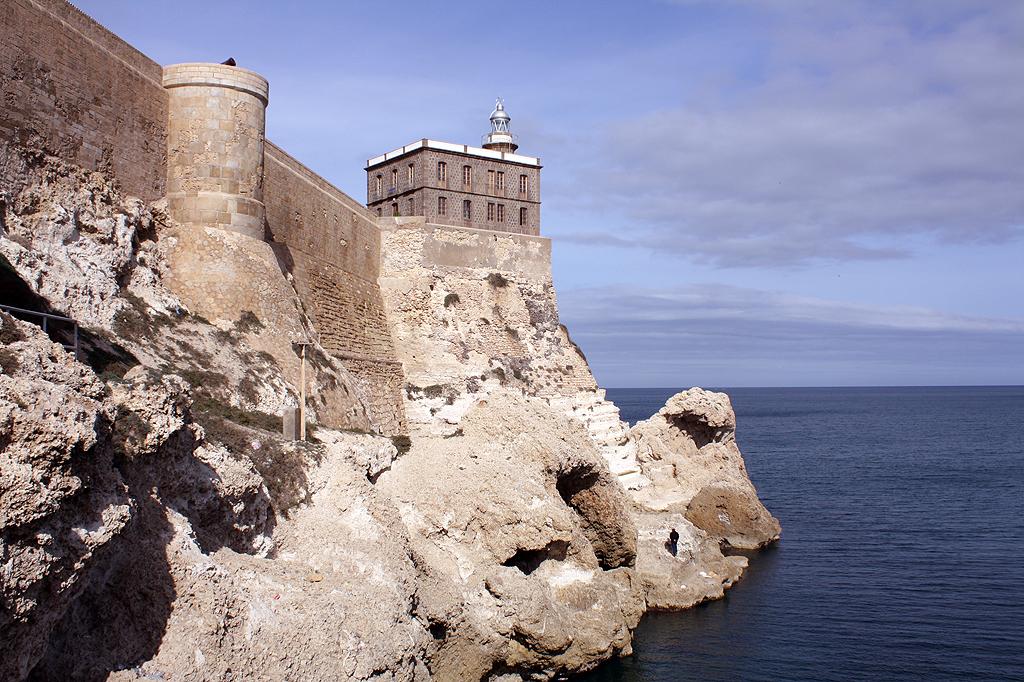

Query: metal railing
[0,304,79,360]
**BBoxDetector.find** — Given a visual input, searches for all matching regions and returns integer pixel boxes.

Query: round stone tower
[162,63,269,239]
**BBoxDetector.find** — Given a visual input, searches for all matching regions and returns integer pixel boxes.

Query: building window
[437,161,447,184]
[487,170,496,193]
[377,206,382,216]
[519,207,527,226]
[392,202,399,216]
[375,175,382,196]
[407,163,415,186]
[497,171,505,191]
[408,198,414,215]
[462,200,471,220]
[463,165,472,188]
[487,202,495,221]
[391,169,398,189]
[519,174,528,195]
[438,196,447,215]
[497,204,505,222]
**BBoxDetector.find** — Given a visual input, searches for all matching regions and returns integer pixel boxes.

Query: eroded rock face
[0,153,374,432]
[0,153,781,680]
[46,433,433,682]
[379,392,644,679]
[0,156,174,328]
[630,388,781,550]
[0,314,131,682]
[1,313,431,680]
[377,220,597,437]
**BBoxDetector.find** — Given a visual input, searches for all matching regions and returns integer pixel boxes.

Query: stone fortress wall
[0,0,168,200]
[262,142,407,432]
[163,63,269,239]
[0,0,637,453]
[0,0,407,433]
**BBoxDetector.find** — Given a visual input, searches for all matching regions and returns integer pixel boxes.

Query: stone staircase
[548,389,651,490]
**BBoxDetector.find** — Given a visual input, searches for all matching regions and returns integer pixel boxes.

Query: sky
[76,0,1024,387]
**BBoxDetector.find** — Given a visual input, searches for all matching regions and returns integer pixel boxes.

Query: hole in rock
[428,622,448,640]
[503,540,569,575]
[667,414,719,448]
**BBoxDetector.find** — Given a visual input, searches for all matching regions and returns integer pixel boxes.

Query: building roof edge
[366,139,541,169]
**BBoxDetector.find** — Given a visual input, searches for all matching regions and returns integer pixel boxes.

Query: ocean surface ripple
[580,386,1024,682]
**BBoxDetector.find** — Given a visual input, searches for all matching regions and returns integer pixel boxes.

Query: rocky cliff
[0,151,779,680]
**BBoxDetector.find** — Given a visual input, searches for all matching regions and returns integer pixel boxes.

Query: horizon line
[602,384,1024,390]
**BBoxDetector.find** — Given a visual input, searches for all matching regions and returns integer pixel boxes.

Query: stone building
[365,100,542,236]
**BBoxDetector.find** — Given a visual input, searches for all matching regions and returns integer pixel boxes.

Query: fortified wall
[1,0,405,432]
[0,0,640,461]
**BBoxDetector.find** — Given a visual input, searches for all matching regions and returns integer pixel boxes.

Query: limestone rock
[44,434,433,682]
[633,513,746,610]
[0,314,131,681]
[629,388,781,550]
[0,157,172,328]
[0,148,783,681]
[379,392,644,679]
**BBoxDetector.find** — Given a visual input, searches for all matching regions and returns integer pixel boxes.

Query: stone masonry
[366,143,541,236]
[163,63,269,239]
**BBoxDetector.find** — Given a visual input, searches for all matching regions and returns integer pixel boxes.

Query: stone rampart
[264,142,407,433]
[0,0,408,434]
[378,218,596,434]
[0,0,167,200]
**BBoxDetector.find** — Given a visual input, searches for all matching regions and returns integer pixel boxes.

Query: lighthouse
[482,99,519,153]
[365,100,541,235]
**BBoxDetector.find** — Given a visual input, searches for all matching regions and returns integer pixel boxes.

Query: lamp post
[293,339,312,441]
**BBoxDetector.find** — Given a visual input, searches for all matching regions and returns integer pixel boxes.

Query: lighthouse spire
[482,98,519,153]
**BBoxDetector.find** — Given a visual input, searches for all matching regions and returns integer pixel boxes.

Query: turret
[482,98,519,153]
[162,62,269,239]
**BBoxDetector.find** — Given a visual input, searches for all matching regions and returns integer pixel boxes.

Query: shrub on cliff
[486,272,509,288]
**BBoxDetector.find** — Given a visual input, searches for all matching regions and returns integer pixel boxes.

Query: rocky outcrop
[0,312,433,680]
[0,312,132,681]
[0,152,780,679]
[630,388,781,550]
[379,392,644,679]
[377,219,598,437]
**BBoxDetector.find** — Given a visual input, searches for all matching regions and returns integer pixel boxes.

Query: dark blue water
[582,387,1024,681]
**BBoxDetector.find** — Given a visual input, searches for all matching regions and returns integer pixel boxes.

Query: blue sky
[77,0,1023,387]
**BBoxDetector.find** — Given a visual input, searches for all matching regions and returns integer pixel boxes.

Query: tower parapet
[162,63,269,239]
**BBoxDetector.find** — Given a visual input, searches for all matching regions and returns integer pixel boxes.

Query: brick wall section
[0,0,167,200]
[263,142,407,433]
[366,148,541,235]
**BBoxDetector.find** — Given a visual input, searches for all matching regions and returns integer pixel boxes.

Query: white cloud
[558,284,1024,386]
[550,1,1024,267]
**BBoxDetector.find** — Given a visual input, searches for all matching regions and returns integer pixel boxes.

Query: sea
[579,386,1024,682]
